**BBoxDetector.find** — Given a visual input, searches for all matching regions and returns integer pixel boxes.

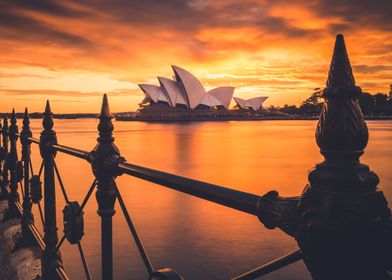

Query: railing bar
[38,161,44,178]
[56,267,71,280]
[27,136,40,144]
[52,143,90,160]
[19,181,24,197]
[118,162,260,215]
[80,179,97,211]
[232,249,302,280]
[9,193,46,250]
[29,157,34,175]
[55,234,66,253]
[37,202,45,227]
[53,158,70,204]
[77,241,92,280]
[115,183,155,276]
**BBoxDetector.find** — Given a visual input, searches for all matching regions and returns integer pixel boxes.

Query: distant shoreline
[1,113,391,121]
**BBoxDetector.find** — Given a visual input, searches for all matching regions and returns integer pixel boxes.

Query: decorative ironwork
[39,100,62,280]
[20,108,34,240]
[296,34,392,279]
[1,115,9,199]
[16,160,24,182]
[90,94,120,280]
[63,201,84,244]
[8,108,19,217]
[30,175,43,203]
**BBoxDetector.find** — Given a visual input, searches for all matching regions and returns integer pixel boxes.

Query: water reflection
[24,119,392,280]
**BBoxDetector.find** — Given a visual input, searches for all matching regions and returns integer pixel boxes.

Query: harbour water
[25,119,392,280]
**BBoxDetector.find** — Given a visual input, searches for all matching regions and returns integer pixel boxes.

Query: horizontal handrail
[52,143,89,160]
[118,162,261,215]
[27,137,90,160]
[27,136,40,144]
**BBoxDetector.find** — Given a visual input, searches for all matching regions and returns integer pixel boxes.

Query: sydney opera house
[138,65,236,110]
[131,65,270,120]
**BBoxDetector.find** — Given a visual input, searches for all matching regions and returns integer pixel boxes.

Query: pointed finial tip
[100,93,111,118]
[12,108,15,114]
[24,107,28,114]
[45,100,51,113]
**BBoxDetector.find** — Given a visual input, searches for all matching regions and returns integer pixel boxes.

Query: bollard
[40,101,62,279]
[90,94,121,280]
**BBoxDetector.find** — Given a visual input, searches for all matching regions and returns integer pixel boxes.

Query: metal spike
[326,34,355,88]
[43,100,54,131]
[45,100,51,114]
[100,94,111,119]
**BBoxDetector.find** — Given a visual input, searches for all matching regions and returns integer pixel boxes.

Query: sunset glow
[0,0,391,113]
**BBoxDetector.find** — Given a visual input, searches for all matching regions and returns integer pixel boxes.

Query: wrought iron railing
[0,34,391,280]
[0,96,302,280]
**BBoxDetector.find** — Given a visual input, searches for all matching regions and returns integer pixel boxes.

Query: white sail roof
[158,77,188,108]
[138,84,168,104]
[233,97,249,109]
[172,65,206,109]
[207,86,235,109]
[247,97,268,110]
[233,96,268,110]
[200,94,223,107]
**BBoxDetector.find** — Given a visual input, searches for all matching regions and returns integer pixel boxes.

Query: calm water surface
[24,119,392,280]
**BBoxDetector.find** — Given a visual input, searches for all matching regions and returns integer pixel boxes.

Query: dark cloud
[2,0,89,18]
[0,2,92,47]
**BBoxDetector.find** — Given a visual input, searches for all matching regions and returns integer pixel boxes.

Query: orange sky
[0,0,391,113]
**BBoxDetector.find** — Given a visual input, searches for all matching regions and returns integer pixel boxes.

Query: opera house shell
[233,97,269,111]
[138,66,235,110]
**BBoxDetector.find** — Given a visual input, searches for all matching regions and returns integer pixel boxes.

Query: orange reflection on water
[25,119,391,280]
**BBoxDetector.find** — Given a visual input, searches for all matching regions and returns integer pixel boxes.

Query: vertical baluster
[1,115,9,198]
[8,109,19,217]
[0,118,3,195]
[40,101,61,279]
[90,94,120,280]
[21,108,34,239]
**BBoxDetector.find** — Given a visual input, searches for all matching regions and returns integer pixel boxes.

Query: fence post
[1,115,9,199]
[20,108,34,239]
[296,34,392,278]
[40,101,61,279]
[8,109,19,217]
[90,94,120,280]
[0,118,2,194]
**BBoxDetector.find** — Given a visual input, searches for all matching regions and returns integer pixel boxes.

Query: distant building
[233,97,269,111]
[138,66,235,110]
[137,65,269,113]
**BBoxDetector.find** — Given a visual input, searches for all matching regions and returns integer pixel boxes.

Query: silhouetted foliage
[272,84,392,116]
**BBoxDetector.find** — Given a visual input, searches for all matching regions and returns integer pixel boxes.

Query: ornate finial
[326,34,355,89]
[10,108,16,125]
[97,94,114,143]
[21,107,32,144]
[316,34,368,157]
[9,109,18,141]
[2,115,8,134]
[43,100,54,131]
[23,108,30,129]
